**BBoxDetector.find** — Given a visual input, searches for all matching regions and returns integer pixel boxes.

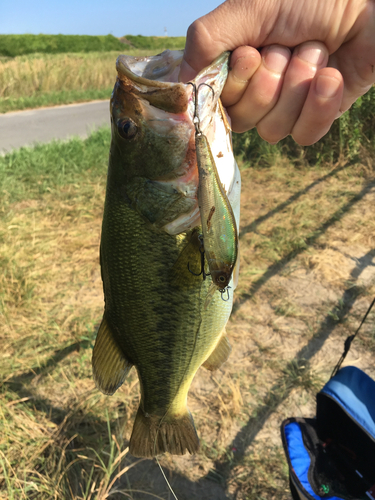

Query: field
[1,123,375,499]
[0,35,186,113]
[0,34,186,57]
[0,50,167,113]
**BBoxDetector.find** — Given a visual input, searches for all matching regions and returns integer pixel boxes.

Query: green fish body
[92,51,241,458]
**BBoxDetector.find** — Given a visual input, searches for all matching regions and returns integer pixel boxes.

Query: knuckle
[186,19,212,48]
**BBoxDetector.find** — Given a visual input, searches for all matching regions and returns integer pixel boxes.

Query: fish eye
[117,118,138,140]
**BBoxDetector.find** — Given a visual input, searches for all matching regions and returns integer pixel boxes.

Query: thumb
[179,0,277,82]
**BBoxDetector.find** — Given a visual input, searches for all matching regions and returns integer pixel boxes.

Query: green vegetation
[0,34,126,57]
[1,124,374,498]
[0,51,127,113]
[233,86,375,164]
[0,47,181,113]
[0,127,111,207]
[123,34,186,50]
[0,34,186,58]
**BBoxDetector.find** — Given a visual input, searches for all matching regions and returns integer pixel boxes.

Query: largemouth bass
[92,50,241,458]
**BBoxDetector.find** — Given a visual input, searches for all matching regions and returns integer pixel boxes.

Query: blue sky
[1,0,222,37]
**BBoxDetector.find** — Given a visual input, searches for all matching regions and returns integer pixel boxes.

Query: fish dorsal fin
[92,315,133,395]
[202,333,232,371]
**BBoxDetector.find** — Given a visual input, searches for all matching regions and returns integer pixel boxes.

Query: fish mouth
[115,50,230,130]
[114,50,235,236]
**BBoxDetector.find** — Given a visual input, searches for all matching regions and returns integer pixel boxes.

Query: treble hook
[188,234,211,280]
[219,286,231,302]
[186,82,215,136]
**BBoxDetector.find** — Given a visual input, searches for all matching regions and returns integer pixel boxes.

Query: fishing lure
[189,83,238,298]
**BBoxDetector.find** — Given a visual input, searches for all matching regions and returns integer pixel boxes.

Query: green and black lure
[190,83,238,299]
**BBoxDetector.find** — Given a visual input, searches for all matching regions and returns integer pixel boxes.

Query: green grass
[0,34,128,57]
[123,35,185,50]
[0,126,111,208]
[0,34,186,57]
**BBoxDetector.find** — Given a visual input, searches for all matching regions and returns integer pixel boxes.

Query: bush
[0,34,126,57]
[0,34,186,58]
[123,35,186,50]
[233,86,375,166]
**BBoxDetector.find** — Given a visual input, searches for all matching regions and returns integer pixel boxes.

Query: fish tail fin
[129,406,199,457]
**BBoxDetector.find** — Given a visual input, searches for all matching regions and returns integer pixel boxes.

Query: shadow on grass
[5,339,92,386]
[3,339,95,429]
[2,337,232,499]
[234,180,375,314]
[239,162,351,239]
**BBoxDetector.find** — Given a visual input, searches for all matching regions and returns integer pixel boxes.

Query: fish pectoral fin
[202,333,232,371]
[124,177,195,228]
[204,282,217,310]
[92,316,133,395]
[129,407,199,458]
[170,229,202,288]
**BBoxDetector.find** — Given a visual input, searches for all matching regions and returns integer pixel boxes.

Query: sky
[1,0,222,37]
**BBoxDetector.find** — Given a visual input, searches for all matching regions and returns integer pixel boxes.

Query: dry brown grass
[0,49,160,101]
[1,133,375,498]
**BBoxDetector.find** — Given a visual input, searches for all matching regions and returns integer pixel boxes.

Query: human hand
[180,0,375,145]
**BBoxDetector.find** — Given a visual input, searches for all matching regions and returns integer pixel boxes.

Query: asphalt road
[0,100,110,154]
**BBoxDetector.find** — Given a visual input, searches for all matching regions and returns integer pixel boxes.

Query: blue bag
[281,300,375,500]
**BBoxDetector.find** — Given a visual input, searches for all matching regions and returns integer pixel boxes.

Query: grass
[122,35,185,51]
[0,88,113,113]
[0,49,165,113]
[0,34,127,57]
[0,34,186,58]
[0,127,144,498]
[233,86,375,164]
[1,127,375,498]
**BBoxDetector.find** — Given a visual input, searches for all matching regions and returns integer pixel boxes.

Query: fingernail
[296,44,325,65]
[231,56,254,83]
[179,59,197,83]
[316,75,341,98]
[232,57,248,82]
[263,46,290,74]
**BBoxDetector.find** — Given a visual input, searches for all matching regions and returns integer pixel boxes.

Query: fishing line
[155,456,179,500]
